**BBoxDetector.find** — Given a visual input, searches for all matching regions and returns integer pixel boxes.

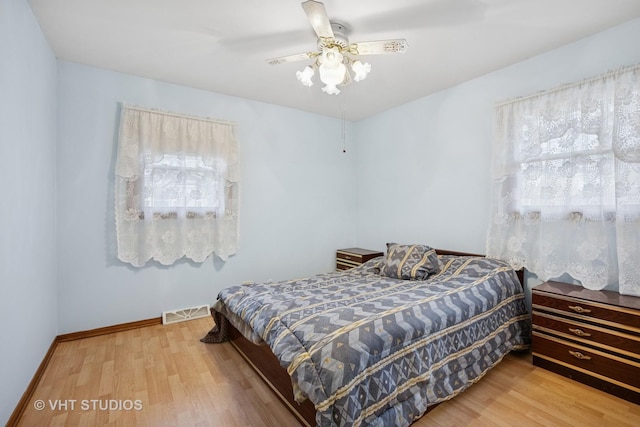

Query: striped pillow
[380,243,440,280]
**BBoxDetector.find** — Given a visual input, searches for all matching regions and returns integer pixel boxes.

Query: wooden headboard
[434,248,524,288]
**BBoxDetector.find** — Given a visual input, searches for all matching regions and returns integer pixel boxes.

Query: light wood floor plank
[16,317,640,426]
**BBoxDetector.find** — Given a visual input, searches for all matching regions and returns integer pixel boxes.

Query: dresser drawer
[532,311,640,358]
[337,258,360,270]
[533,333,640,389]
[532,287,640,332]
[336,248,383,270]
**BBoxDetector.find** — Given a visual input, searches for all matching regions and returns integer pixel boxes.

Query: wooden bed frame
[225,249,525,426]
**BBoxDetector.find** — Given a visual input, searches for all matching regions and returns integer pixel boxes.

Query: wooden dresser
[336,248,383,270]
[532,281,640,404]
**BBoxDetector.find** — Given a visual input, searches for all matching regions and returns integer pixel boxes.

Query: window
[141,154,226,218]
[487,65,640,296]
[115,106,239,267]
[513,118,616,217]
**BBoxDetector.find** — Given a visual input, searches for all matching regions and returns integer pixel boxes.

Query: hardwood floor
[17,317,640,426]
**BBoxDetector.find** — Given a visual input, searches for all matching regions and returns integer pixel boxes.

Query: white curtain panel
[115,106,239,266]
[487,65,640,296]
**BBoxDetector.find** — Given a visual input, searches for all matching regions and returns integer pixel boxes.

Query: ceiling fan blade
[351,39,408,55]
[266,51,317,65]
[301,0,334,39]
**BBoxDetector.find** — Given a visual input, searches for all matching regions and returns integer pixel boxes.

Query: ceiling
[28,0,640,121]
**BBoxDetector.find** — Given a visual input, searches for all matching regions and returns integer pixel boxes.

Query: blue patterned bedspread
[213,255,530,426]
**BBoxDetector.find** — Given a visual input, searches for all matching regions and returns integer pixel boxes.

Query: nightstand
[336,248,384,270]
[531,281,640,404]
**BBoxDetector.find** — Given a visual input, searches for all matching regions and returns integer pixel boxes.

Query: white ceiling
[29,0,640,121]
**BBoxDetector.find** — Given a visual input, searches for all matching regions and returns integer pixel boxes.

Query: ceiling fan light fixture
[351,60,371,82]
[296,66,315,87]
[267,2,408,95]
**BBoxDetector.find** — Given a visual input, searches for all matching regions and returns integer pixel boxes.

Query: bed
[202,245,530,426]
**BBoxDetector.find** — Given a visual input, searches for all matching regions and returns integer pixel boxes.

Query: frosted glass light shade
[352,60,371,82]
[296,66,315,87]
[319,62,346,95]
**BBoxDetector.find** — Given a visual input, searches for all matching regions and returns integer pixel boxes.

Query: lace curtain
[115,105,239,267]
[487,65,640,296]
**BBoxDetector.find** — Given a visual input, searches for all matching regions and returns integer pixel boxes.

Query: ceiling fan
[266,0,408,95]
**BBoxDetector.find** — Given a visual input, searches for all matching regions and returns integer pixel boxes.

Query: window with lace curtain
[140,154,226,219]
[515,131,616,215]
[487,65,640,296]
[114,105,239,267]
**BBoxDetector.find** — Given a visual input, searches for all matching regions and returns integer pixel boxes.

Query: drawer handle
[568,328,591,337]
[568,350,592,360]
[568,305,591,314]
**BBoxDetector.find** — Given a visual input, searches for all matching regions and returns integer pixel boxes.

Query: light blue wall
[354,18,640,257]
[56,62,357,333]
[0,0,58,423]
[353,18,640,309]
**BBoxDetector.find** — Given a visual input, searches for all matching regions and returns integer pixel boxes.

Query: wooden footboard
[224,249,525,425]
[228,324,316,426]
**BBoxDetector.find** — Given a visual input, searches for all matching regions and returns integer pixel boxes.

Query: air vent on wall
[162,304,210,325]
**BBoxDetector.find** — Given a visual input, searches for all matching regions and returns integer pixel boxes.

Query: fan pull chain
[341,109,346,153]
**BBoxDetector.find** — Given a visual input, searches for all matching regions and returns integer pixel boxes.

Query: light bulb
[321,47,343,66]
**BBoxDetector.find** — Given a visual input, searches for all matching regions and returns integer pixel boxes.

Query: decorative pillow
[380,243,440,280]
